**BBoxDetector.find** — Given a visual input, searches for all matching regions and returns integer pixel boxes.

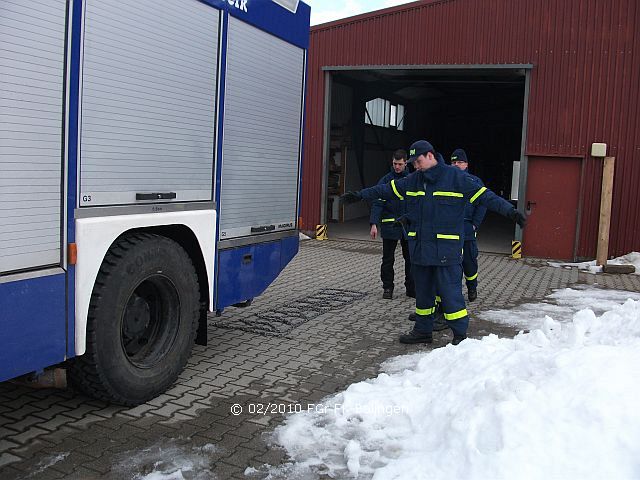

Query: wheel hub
[120,275,180,368]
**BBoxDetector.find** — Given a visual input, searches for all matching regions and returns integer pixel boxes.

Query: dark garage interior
[325,67,526,254]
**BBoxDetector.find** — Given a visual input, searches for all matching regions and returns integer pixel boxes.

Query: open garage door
[322,66,529,255]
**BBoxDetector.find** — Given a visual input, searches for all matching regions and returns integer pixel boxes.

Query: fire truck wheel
[68,232,200,406]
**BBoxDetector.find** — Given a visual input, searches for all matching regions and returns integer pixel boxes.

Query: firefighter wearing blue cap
[450,148,485,302]
[342,140,527,345]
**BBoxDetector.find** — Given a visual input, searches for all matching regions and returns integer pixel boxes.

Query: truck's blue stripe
[65,0,84,358]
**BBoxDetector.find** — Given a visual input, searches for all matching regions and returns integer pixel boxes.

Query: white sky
[306,0,415,26]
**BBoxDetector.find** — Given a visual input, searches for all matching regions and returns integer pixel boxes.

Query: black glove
[510,209,527,229]
[340,191,362,204]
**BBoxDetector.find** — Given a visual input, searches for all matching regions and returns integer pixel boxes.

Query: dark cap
[450,148,468,163]
[407,140,435,162]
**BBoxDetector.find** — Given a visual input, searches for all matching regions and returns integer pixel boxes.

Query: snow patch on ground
[114,439,218,480]
[28,452,69,477]
[479,285,640,330]
[548,251,640,274]
[271,287,640,479]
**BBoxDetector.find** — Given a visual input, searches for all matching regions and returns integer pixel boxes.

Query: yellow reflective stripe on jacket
[444,309,468,321]
[433,191,463,197]
[406,191,426,196]
[391,179,404,200]
[470,186,487,203]
[436,234,460,240]
[381,218,395,223]
[465,272,478,281]
[415,307,436,316]
[407,231,417,237]
[435,295,441,303]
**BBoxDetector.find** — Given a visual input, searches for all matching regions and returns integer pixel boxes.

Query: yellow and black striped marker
[511,240,522,259]
[316,224,328,240]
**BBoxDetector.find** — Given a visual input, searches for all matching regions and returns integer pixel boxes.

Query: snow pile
[273,293,640,479]
[548,251,640,274]
[480,285,640,330]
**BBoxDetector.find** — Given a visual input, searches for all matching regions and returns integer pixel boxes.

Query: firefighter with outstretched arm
[341,140,526,345]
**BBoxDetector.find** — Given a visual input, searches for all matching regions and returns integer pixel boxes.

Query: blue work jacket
[463,172,487,240]
[359,159,515,266]
[369,168,409,240]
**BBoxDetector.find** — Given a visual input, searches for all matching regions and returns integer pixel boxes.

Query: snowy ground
[113,439,217,480]
[270,286,640,479]
[548,252,640,274]
[479,285,640,330]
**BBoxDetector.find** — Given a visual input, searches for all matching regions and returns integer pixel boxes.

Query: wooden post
[596,156,615,266]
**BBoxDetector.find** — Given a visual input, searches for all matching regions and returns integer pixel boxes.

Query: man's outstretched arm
[341,177,410,204]
[466,181,527,228]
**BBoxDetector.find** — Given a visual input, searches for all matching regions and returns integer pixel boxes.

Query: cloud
[309,0,368,25]
[382,0,414,6]
[308,0,415,26]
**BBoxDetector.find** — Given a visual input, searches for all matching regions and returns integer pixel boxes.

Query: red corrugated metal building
[300,0,640,260]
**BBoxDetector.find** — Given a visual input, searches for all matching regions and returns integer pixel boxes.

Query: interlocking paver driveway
[1,239,639,479]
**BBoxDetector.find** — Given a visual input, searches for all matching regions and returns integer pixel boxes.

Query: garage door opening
[323,66,528,254]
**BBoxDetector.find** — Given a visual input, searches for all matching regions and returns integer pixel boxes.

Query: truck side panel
[213,5,308,309]
[78,0,220,207]
[0,0,67,273]
[218,16,305,240]
[0,273,66,382]
[216,234,299,308]
[0,0,69,382]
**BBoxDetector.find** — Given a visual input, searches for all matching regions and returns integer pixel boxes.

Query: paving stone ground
[1,239,639,479]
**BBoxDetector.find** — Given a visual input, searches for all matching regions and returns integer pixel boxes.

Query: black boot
[383,288,393,299]
[452,335,466,345]
[468,288,477,302]
[399,329,433,344]
[406,289,416,298]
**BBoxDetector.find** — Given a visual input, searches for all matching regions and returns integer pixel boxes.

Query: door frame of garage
[515,68,531,243]
[319,64,534,229]
[320,71,332,225]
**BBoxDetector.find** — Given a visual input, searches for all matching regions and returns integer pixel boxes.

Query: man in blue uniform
[369,149,415,299]
[450,148,486,302]
[342,140,526,345]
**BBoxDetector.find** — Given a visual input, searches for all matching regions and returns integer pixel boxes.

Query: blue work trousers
[412,263,469,337]
[463,239,479,290]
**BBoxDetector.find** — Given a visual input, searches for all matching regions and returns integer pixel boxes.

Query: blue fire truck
[0,0,310,405]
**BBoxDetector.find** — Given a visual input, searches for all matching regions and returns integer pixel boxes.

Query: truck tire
[68,233,200,406]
